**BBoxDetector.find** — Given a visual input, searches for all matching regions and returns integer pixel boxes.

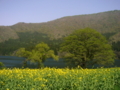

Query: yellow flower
[17,84,20,86]
[6,88,9,90]
[79,77,82,81]
[103,78,106,80]
[31,88,34,90]
[41,84,46,87]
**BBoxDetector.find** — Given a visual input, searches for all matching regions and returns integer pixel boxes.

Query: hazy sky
[0,0,120,26]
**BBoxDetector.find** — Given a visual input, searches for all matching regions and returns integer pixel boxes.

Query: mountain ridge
[0,10,120,42]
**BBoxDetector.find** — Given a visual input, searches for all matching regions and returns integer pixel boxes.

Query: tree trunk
[81,62,86,68]
[37,62,44,68]
[38,62,41,68]
[81,57,86,68]
[22,59,27,67]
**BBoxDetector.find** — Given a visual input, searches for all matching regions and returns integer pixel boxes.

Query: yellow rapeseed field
[0,67,120,90]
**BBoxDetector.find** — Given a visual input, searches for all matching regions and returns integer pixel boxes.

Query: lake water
[0,56,66,68]
[0,56,120,68]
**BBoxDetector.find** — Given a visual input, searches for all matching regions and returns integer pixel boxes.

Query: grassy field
[0,67,120,90]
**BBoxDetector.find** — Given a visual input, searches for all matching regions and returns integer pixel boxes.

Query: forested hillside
[0,10,120,41]
[0,10,120,57]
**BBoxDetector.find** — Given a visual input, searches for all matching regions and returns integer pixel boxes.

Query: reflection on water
[0,56,120,68]
[0,56,66,68]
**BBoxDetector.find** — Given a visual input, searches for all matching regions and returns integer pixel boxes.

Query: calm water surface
[0,56,66,68]
[0,56,120,68]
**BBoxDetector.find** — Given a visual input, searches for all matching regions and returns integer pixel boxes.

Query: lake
[0,56,66,68]
[0,56,120,68]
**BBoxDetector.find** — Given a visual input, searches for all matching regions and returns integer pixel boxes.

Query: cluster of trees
[60,28,115,68]
[15,42,59,68]
[13,28,115,68]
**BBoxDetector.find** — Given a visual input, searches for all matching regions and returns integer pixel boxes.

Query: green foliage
[112,41,120,59]
[15,42,59,68]
[60,28,115,68]
[15,48,30,58]
[0,62,5,69]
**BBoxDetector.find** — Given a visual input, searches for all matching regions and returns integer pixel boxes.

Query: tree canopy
[15,42,59,68]
[60,28,115,68]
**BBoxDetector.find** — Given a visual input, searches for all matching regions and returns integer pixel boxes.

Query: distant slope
[11,10,120,40]
[0,10,120,42]
[0,26,18,42]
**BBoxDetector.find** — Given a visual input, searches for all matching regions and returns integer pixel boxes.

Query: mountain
[0,26,19,42]
[1,10,120,41]
[0,10,120,56]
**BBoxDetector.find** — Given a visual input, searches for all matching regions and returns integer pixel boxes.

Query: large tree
[15,42,59,68]
[60,28,115,68]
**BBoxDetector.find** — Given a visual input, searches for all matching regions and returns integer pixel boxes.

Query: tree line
[0,32,62,55]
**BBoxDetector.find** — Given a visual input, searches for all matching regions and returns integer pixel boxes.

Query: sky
[0,0,120,26]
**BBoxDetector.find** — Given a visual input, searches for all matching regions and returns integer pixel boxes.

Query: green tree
[15,42,59,68]
[60,28,115,68]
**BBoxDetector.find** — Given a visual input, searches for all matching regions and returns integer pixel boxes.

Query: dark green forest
[0,32,62,55]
